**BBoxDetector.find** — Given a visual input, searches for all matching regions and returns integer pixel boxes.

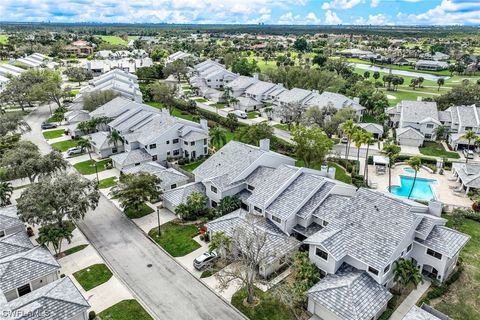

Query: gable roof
[397,127,424,139]
[399,101,439,124]
[415,226,470,258]
[0,232,34,260]
[162,182,206,208]
[0,206,23,232]
[2,277,89,320]
[308,266,392,320]
[306,92,365,112]
[123,161,189,189]
[110,149,152,167]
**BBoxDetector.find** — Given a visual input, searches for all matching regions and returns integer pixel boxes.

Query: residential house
[86,131,124,158]
[415,60,449,71]
[165,51,192,65]
[225,75,259,97]
[0,232,34,260]
[15,53,54,69]
[1,277,90,320]
[191,60,238,90]
[64,40,94,57]
[0,246,60,302]
[162,182,206,213]
[356,123,384,139]
[403,304,452,320]
[452,162,480,193]
[244,81,285,103]
[305,91,365,121]
[64,110,90,124]
[0,206,24,238]
[392,57,409,66]
[123,161,190,191]
[82,57,153,76]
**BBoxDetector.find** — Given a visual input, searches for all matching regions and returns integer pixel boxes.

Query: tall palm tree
[340,120,355,160]
[462,130,476,163]
[363,132,375,186]
[393,258,423,294]
[0,181,13,207]
[77,138,93,161]
[352,129,365,175]
[209,126,227,150]
[108,129,124,152]
[434,125,447,141]
[407,157,422,199]
[383,143,401,192]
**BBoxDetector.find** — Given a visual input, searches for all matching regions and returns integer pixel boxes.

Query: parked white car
[67,146,83,156]
[231,110,247,119]
[463,149,475,160]
[193,251,218,271]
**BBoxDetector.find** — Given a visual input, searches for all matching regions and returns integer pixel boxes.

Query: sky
[0,0,479,26]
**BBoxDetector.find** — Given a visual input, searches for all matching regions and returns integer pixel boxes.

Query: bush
[378,309,394,320]
[88,311,96,320]
[426,284,448,300]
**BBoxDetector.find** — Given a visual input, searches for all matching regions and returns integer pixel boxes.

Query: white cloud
[305,12,321,24]
[355,13,390,25]
[324,10,342,24]
[370,0,379,8]
[396,0,480,25]
[321,0,364,10]
[277,11,320,24]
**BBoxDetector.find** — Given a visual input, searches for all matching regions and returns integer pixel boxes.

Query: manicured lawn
[231,287,293,320]
[62,244,88,257]
[98,177,118,189]
[73,159,111,175]
[273,124,290,131]
[124,203,154,219]
[73,263,113,291]
[47,111,66,123]
[98,300,153,320]
[180,158,207,173]
[419,141,460,159]
[148,221,200,257]
[247,111,260,119]
[211,103,226,109]
[42,129,65,140]
[50,139,79,152]
[430,216,480,319]
[97,35,128,45]
[194,98,208,103]
[0,35,8,44]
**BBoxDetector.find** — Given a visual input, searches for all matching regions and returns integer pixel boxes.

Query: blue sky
[0,0,479,25]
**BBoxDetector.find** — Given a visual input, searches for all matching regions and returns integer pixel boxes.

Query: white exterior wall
[308,245,341,274]
[411,242,448,282]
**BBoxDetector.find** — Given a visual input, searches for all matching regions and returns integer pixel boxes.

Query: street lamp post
[156,207,161,237]
[94,161,99,185]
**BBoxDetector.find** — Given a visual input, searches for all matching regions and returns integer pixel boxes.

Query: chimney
[200,119,208,131]
[259,139,270,152]
[428,199,443,217]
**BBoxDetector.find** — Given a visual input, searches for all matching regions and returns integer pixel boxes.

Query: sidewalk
[390,280,431,320]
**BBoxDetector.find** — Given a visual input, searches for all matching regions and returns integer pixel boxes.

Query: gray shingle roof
[452,162,480,189]
[0,246,60,292]
[296,182,336,220]
[397,127,424,138]
[225,75,258,90]
[162,182,205,208]
[399,101,439,123]
[123,161,189,190]
[415,226,470,258]
[0,206,23,232]
[402,305,448,320]
[277,88,313,104]
[306,92,365,112]
[311,194,350,222]
[206,209,300,264]
[308,266,392,320]
[0,232,34,260]
[245,166,277,189]
[415,215,445,239]
[454,105,479,128]
[244,81,278,96]
[2,277,89,320]
[111,149,152,167]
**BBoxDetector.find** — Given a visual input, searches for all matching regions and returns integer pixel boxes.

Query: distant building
[64,40,94,57]
[415,60,449,71]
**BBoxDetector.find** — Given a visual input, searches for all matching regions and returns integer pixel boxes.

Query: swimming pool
[390,175,437,201]
[403,167,416,174]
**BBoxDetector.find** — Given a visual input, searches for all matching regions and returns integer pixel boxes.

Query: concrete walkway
[390,280,431,320]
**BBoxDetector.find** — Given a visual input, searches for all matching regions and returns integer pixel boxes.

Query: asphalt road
[23,104,244,320]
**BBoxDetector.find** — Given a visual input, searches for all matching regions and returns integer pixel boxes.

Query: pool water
[390,176,437,201]
[403,167,416,174]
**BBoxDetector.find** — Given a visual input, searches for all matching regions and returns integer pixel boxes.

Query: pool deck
[367,164,472,208]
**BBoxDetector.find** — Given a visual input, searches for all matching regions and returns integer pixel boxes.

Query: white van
[232,110,247,119]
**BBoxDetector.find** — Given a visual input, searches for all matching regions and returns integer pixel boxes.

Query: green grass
[50,139,79,152]
[247,112,260,119]
[0,35,8,44]
[98,177,118,189]
[42,129,65,140]
[47,111,66,123]
[231,287,293,320]
[180,158,207,173]
[430,216,480,319]
[73,159,111,175]
[295,159,352,184]
[125,203,154,219]
[97,35,128,45]
[98,300,153,320]
[73,263,113,291]
[211,103,226,109]
[194,98,208,103]
[148,221,200,257]
[62,244,88,257]
[419,141,460,159]
[273,124,290,131]
[362,114,380,124]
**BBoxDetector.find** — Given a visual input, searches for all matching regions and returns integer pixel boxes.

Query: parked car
[41,122,57,130]
[67,146,83,156]
[232,110,247,119]
[340,137,349,144]
[463,149,475,159]
[193,251,218,271]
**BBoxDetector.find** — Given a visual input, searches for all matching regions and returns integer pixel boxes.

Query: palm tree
[209,126,227,150]
[77,138,93,161]
[462,130,476,163]
[340,120,355,160]
[363,132,375,186]
[407,157,422,199]
[352,129,365,175]
[434,125,447,141]
[383,143,401,192]
[0,181,13,207]
[393,258,423,294]
[108,129,124,152]
[437,78,445,91]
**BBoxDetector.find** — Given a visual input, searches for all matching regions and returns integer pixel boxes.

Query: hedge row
[367,155,453,170]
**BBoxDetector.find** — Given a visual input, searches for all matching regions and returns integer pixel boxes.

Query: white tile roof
[0,206,23,232]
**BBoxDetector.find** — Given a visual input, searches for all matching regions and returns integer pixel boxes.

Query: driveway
[76,195,244,320]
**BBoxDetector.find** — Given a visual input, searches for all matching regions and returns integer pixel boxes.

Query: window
[211,200,217,208]
[173,149,180,156]
[173,138,179,144]
[204,147,207,154]
[170,184,177,189]
[253,206,262,213]
[125,140,129,145]
[190,141,195,146]
[322,220,329,227]
[426,124,434,128]
[465,127,473,131]
[315,248,328,260]
[166,140,170,145]
[247,184,255,191]
[407,244,412,252]
[425,134,432,140]
[0,230,4,238]
[184,141,188,145]
[167,151,171,156]
[211,185,217,193]
[149,144,156,149]
[152,155,158,161]
[135,163,141,166]
[368,266,379,276]
[17,284,31,297]
[384,264,390,273]
[272,215,281,223]
[204,138,207,145]
[426,248,442,260]
[112,147,118,154]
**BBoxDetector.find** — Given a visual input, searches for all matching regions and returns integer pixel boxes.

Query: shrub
[426,284,448,300]
[472,201,480,212]
[378,309,394,320]
[88,311,96,320]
